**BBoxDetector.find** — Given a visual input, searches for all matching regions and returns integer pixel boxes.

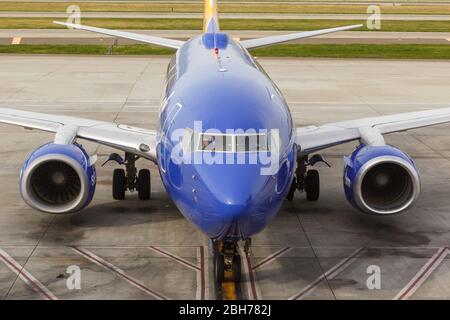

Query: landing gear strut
[213,240,242,283]
[106,152,151,200]
[286,154,329,202]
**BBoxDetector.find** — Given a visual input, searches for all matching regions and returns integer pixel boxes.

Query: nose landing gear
[213,240,242,284]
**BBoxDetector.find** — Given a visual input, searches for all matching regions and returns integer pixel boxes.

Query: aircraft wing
[241,24,363,49]
[0,108,158,162]
[296,107,450,155]
[54,21,184,49]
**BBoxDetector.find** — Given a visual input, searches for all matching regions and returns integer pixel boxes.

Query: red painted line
[148,246,199,271]
[72,247,167,300]
[245,255,259,300]
[199,246,205,300]
[394,247,447,300]
[252,246,292,270]
[289,247,364,300]
[0,249,57,300]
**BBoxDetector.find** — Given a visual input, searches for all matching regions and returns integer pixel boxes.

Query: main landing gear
[103,152,151,200]
[286,154,330,202]
[213,239,250,283]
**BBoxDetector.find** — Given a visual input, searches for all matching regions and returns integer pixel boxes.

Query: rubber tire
[232,255,242,283]
[306,170,320,201]
[215,255,225,283]
[113,169,126,200]
[138,169,151,200]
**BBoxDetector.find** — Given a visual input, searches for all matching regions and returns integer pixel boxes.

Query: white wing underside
[296,107,450,155]
[0,108,158,162]
[54,21,361,51]
[54,21,184,49]
[241,24,363,49]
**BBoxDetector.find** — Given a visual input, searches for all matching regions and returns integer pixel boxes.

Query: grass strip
[2,44,450,60]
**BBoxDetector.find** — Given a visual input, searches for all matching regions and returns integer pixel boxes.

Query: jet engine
[343,144,420,215]
[20,143,96,214]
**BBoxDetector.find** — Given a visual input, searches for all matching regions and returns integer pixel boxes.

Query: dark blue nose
[194,163,270,220]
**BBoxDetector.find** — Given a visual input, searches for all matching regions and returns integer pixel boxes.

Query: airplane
[1,0,450,283]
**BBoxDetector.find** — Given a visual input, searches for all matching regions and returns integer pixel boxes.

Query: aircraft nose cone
[194,164,268,220]
[218,192,253,219]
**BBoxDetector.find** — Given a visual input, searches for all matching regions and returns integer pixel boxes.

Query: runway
[2,29,450,45]
[0,55,450,299]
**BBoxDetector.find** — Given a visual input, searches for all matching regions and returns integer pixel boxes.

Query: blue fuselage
[157,34,296,241]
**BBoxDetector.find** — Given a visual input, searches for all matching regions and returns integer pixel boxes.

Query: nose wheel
[213,240,242,283]
[107,152,151,200]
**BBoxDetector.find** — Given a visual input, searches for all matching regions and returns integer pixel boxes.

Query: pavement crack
[295,213,338,300]
[4,215,57,300]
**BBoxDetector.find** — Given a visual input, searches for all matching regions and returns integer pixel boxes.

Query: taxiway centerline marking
[289,247,364,300]
[148,246,200,271]
[72,246,167,300]
[393,247,448,300]
[252,246,292,271]
[0,248,57,300]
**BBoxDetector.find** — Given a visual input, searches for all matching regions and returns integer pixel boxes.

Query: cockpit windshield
[200,134,233,152]
[196,132,270,153]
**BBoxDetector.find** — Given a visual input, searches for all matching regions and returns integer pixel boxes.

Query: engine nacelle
[344,144,420,215]
[20,143,96,214]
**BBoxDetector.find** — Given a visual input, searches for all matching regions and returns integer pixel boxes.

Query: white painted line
[72,246,168,300]
[289,247,364,300]
[393,247,448,300]
[0,248,57,300]
[252,246,292,271]
[11,37,21,45]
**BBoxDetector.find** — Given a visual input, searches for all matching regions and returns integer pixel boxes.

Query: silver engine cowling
[20,143,96,214]
[344,145,420,215]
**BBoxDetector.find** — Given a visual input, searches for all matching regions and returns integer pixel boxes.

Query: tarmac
[2,29,450,45]
[0,55,449,299]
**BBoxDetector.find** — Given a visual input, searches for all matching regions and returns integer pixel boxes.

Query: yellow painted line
[233,37,241,42]
[12,37,21,45]
[221,270,237,300]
